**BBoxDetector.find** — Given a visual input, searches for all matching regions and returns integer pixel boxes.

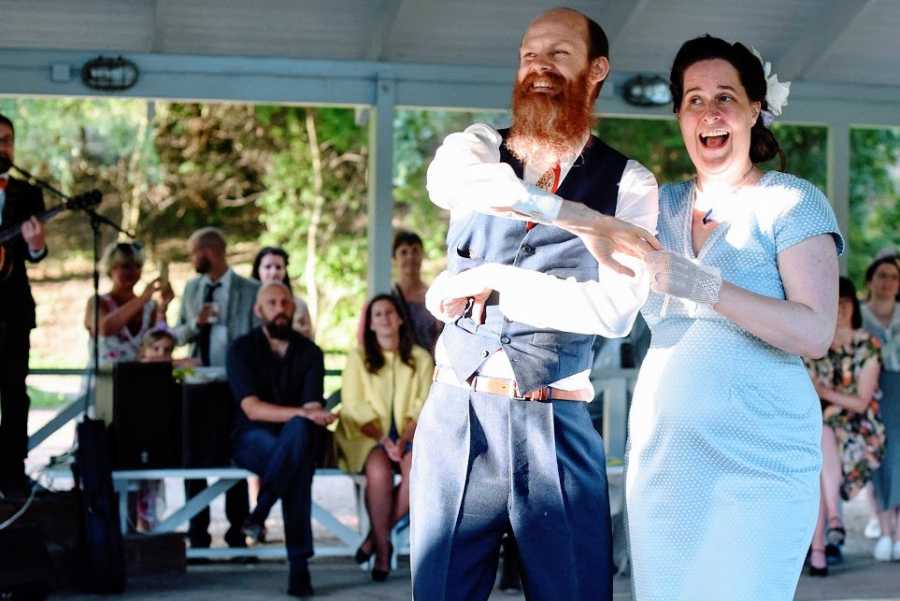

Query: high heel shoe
[826,516,846,547]
[371,543,393,582]
[354,531,374,564]
[807,547,829,577]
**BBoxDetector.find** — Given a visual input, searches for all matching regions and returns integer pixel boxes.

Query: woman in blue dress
[628,36,843,600]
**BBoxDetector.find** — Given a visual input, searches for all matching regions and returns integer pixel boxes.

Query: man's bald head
[256,281,293,306]
[525,7,610,85]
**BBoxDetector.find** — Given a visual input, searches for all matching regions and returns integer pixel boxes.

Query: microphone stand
[7,161,134,417]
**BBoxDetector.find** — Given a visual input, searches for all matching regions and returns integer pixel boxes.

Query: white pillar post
[367,77,396,297]
[827,121,851,275]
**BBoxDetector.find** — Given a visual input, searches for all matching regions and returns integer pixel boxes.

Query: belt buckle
[515,383,550,402]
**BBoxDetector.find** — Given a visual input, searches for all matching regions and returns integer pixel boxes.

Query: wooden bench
[111,464,623,563]
[110,467,406,563]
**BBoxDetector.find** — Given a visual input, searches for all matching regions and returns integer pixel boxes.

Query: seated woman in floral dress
[805,276,884,575]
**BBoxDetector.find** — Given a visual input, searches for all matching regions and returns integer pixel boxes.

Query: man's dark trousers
[232,416,316,564]
[410,382,613,601]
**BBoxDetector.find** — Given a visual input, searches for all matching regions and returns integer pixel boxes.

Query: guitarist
[0,113,48,499]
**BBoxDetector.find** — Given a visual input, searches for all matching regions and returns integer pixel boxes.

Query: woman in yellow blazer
[336,293,434,581]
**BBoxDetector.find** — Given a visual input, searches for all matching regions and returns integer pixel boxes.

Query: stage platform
[47,552,900,601]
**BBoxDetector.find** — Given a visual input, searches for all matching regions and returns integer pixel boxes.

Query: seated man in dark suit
[226,282,336,597]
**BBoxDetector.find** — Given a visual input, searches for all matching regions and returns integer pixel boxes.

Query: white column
[367,77,396,296]
[827,121,851,275]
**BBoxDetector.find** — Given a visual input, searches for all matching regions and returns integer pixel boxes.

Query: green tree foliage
[254,107,369,350]
[849,128,900,286]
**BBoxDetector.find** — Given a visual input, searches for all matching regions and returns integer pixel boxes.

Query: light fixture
[622,74,672,107]
[81,56,139,92]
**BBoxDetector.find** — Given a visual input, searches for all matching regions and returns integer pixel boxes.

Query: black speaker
[0,525,51,600]
[110,361,182,469]
[181,380,234,467]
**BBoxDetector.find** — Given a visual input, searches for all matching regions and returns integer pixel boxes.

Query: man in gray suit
[175,227,259,552]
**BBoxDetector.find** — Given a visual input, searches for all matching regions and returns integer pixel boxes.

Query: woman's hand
[382,438,404,463]
[140,278,162,302]
[360,419,383,441]
[645,251,723,305]
[157,281,175,308]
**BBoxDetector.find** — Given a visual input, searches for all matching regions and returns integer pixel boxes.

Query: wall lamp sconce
[622,74,672,107]
[81,56,140,91]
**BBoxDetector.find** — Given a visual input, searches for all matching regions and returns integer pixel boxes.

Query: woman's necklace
[694,165,761,225]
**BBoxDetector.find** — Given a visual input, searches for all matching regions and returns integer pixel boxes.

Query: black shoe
[288,564,314,597]
[354,531,374,564]
[808,547,829,577]
[371,543,392,582]
[225,527,249,549]
[826,518,846,547]
[241,517,266,546]
[825,543,844,566]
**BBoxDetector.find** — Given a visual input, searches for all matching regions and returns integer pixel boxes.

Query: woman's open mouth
[699,129,730,149]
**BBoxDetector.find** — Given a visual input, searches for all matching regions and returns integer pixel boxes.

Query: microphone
[0,154,11,175]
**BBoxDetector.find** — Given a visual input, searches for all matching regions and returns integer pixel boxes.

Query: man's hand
[196,302,217,326]
[426,266,499,322]
[554,202,660,277]
[21,217,45,253]
[302,404,337,427]
[360,419,383,440]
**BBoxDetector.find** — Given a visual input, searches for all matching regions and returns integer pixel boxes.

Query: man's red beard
[507,69,595,168]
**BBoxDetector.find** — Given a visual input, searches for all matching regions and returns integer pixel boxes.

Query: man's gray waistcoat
[442,129,628,392]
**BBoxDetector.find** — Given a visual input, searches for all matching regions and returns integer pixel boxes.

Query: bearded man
[409,8,659,601]
[227,282,335,597]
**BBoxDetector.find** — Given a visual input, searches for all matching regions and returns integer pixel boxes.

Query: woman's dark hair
[839,276,862,329]
[392,230,423,257]
[0,113,14,134]
[865,255,900,301]
[251,246,291,289]
[362,293,416,374]
[669,35,785,170]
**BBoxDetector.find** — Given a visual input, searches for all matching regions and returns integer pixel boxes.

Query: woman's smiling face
[677,59,761,183]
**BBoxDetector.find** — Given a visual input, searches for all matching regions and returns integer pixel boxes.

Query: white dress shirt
[426,123,658,390]
[202,268,234,368]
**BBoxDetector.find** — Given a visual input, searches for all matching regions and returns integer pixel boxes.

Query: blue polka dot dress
[627,171,844,601]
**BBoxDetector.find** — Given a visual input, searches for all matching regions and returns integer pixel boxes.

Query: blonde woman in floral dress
[805,276,884,575]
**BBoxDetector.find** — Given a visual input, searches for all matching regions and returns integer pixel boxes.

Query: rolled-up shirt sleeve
[426,123,562,222]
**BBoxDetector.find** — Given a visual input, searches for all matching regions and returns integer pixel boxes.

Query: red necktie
[0,178,7,191]
[527,163,560,231]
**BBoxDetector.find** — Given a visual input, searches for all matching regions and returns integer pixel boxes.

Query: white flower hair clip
[751,47,791,126]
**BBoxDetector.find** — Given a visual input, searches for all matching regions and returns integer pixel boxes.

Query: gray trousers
[410,382,612,601]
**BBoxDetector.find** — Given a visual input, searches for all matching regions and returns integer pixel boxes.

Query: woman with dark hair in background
[336,294,433,581]
[251,246,314,339]
[861,255,900,560]
[805,277,884,575]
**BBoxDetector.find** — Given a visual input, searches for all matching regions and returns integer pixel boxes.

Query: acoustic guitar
[0,189,101,280]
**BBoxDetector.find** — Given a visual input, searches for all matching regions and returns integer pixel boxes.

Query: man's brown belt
[433,367,593,402]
